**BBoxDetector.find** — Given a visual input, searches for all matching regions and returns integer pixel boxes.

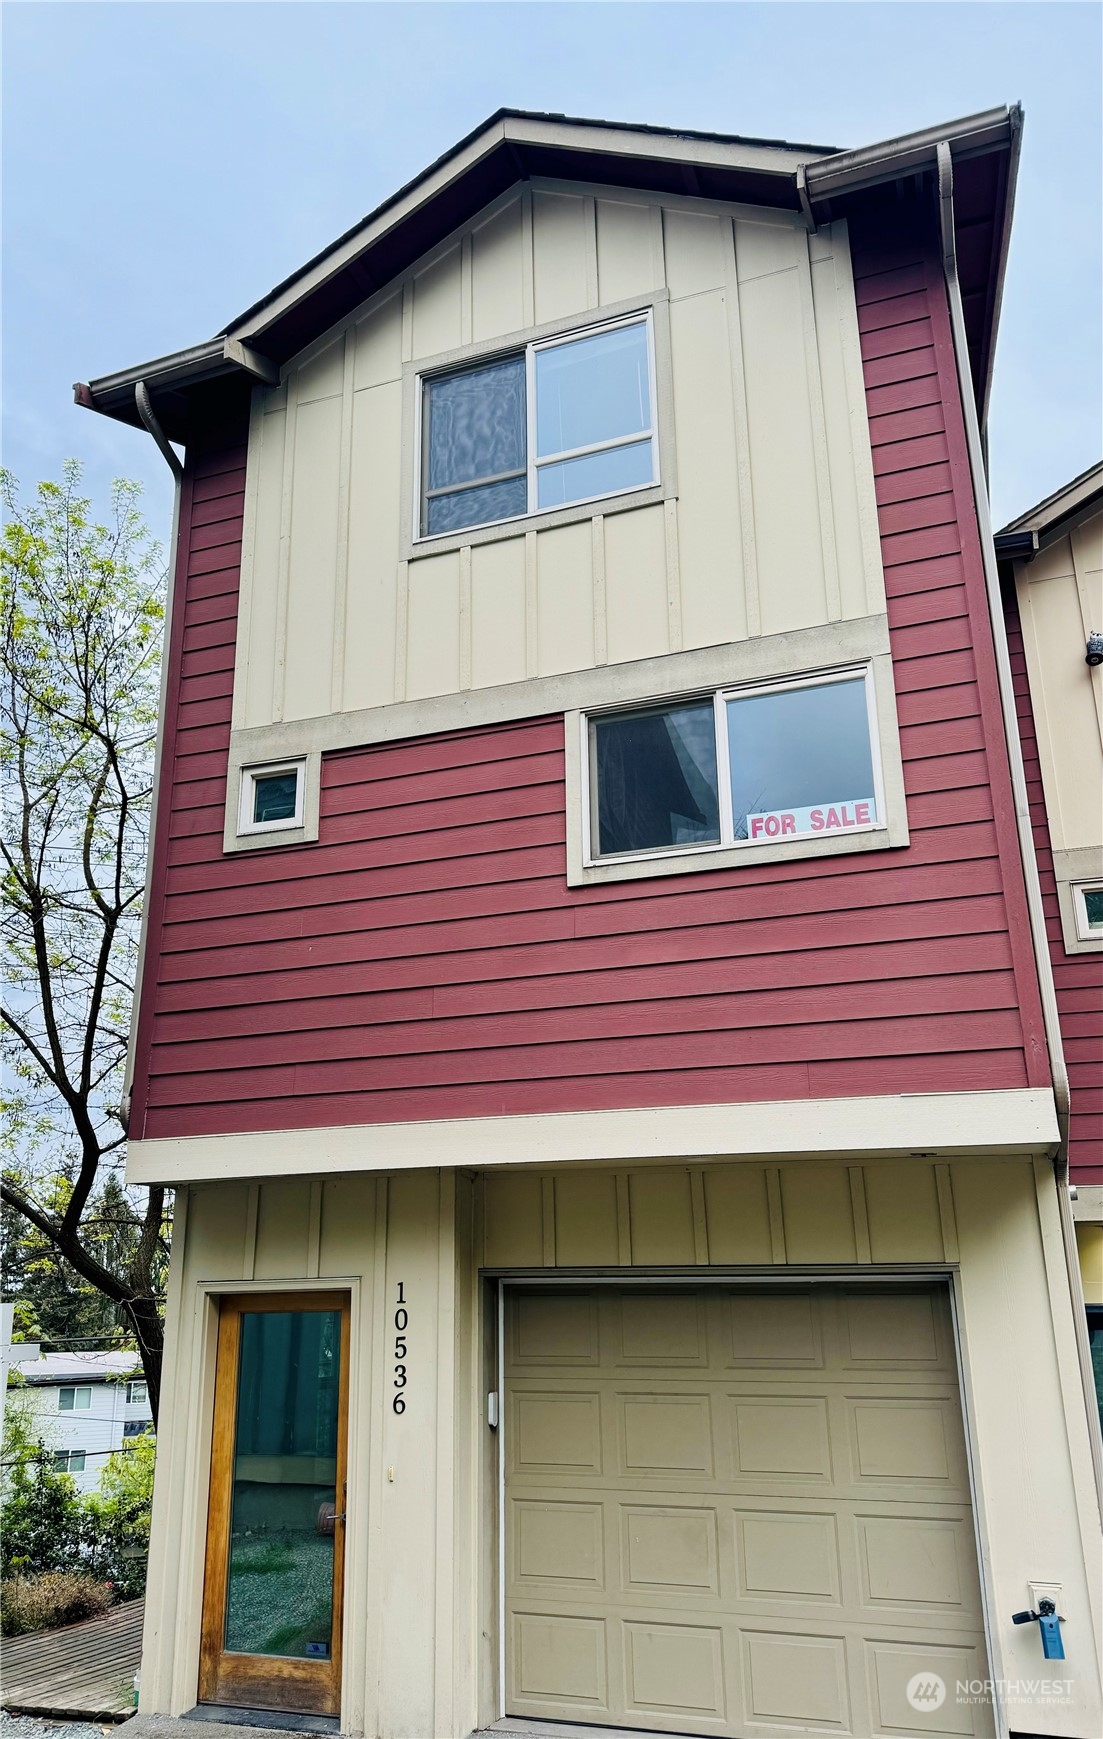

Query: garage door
[504,1285,992,1738]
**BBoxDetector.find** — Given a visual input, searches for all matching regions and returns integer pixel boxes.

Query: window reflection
[593,701,720,855]
[726,678,876,841]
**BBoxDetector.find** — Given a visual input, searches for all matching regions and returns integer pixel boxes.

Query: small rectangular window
[239,760,306,836]
[69,1451,86,1472]
[586,668,883,864]
[1073,882,1103,941]
[59,1385,92,1411]
[419,313,657,538]
[123,1419,151,1438]
[126,1380,148,1405]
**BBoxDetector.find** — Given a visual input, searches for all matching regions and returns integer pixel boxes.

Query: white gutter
[936,141,1103,1512]
[120,384,185,1126]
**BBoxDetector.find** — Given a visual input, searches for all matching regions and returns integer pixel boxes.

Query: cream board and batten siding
[231,184,884,741]
[1014,508,1103,951]
[141,1157,1103,1739]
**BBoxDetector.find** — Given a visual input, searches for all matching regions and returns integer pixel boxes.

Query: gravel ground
[1,1715,127,1739]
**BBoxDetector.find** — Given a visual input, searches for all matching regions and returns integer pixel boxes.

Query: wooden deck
[1,1595,143,1720]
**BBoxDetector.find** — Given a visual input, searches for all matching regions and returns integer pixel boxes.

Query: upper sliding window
[587,669,884,863]
[419,313,658,539]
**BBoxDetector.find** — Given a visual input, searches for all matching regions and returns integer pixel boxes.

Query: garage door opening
[502,1282,992,1738]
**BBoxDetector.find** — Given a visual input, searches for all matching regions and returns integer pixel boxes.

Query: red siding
[128,215,1053,1143]
[1004,586,1103,1185]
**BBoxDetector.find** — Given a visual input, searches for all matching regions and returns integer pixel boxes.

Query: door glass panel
[224,1308,341,1661]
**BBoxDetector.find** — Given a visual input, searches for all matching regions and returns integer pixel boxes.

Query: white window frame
[238,759,307,837]
[581,663,888,871]
[1071,880,1103,943]
[53,1449,86,1472]
[415,309,659,544]
[126,1379,148,1405]
[59,1385,92,1411]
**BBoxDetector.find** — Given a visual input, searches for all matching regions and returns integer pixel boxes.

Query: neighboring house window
[58,1385,92,1411]
[52,1450,86,1473]
[419,312,657,538]
[238,760,306,835]
[1072,882,1103,942]
[585,668,883,863]
[123,1419,152,1438]
[126,1379,148,1405]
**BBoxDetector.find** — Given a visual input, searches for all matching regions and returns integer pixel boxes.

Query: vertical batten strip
[583,196,599,308]
[362,1176,389,1739]
[649,202,666,289]
[433,1171,456,1739]
[271,383,299,722]
[766,1168,787,1263]
[615,1175,632,1266]
[690,1172,710,1265]
[460,235,474,347]
[305,1180,323,1279]
[242,1185,259,1282]
[520,188,535,327]
[330,331,356,712]
[663,499,684,652]
[400,280,414,363]
[592,516,608,665]
[849,1167,872,1262]
[724,220,761,637]
[231,390,264,729]
[524,531,538,675]
[798,229,842,622]
[393,560,409,702]
[936,1164,961,1262]
[458,545,473,689]
[829,220,886,617]
[541,1178,557,1266]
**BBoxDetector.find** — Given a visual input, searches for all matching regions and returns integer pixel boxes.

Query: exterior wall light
[1086,631,1103,667]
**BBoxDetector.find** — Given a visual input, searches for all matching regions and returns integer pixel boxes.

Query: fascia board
[805,106,1014,200]
[78,337,278,417]
[500,111,823,176]
[998,463,1103,539]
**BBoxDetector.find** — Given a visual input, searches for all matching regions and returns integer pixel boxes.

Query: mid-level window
[58,1385,92,1411]
[587,669,883,863]
[126,1379,148,1405]
[420,312,657,537]
[123,1419,152,1438]
[52,1450,86,1472]
[238,760,306,835]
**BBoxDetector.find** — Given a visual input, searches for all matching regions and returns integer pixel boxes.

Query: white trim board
[125,1088,1060,1185]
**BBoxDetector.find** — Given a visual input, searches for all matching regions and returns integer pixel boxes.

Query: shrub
[1,1571,112,1637]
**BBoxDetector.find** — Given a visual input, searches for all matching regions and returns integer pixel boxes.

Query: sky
[3,0,1100,544]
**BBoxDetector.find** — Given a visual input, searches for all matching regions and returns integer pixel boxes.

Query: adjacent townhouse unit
[6,1347,153,1494]
[996,464,1103,1417]
[78,107,1103,1739]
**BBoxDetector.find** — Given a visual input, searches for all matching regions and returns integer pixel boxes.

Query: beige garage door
[505,1285,992,1738]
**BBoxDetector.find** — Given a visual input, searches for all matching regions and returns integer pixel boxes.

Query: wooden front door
[199,1293,350,1716]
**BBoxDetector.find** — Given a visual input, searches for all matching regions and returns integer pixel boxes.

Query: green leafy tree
[1,464,169,1417]
[82,1432,156,1598]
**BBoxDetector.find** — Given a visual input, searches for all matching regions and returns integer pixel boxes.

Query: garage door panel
[622,1503,721,1593]
[739,1628,852,1730]
[867,1639,992,1735]
[504,1286,989,1738]
[731,1395,834,1480]
[513,1498,606,1589]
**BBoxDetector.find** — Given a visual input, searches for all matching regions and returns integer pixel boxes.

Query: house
[996,464,1103,1418]
[76,107,1103,1739]
[5,1347,153,1494]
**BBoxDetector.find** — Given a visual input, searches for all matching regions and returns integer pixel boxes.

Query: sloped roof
[76,104,1022,442]
[995,459,1103,560]
[9,1349,141,1387]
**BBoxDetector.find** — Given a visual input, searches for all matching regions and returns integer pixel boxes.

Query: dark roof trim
[76,104,1021,443]
[995,460,1103,561]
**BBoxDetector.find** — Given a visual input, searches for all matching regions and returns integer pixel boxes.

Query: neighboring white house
[6,1348,153,1495]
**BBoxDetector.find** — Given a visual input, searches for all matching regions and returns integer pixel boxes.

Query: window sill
[567,820,907,887]
[401,478,673,563]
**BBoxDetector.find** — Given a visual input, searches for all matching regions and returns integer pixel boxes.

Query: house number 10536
[392,1282,408,1414]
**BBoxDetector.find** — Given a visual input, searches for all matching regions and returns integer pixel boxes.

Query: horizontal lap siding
[1005,591,1103,1184]
[130,219,1049,1141]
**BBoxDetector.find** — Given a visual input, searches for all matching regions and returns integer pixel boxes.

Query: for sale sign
[747,798,876,841]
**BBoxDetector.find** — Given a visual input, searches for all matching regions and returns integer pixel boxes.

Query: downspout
[120,382,184,1128]
[937,142,1103,1510]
